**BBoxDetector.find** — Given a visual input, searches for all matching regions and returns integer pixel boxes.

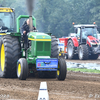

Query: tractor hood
[28,32,51,41]
[87,36,100,45]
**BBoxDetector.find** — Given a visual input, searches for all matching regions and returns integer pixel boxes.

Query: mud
[0,71,100,100]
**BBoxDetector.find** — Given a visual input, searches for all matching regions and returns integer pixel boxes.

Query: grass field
[67,68,100,74]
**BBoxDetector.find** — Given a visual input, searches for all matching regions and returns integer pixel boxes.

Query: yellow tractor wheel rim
[1,44,5,72]
[18,63,21,76]
[57,64,60,76]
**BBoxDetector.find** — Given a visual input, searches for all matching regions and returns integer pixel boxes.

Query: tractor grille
[36,41,51,56]
[37,42,50,51]
[37,42,43,51]
[96,40,99,43]
[91,40,96,43]
[44,42,50,51]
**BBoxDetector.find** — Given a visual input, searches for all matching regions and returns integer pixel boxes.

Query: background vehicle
[0,1,66,80]
[58,39,65,58]
[0,7,15,33]
[59,24,100,60]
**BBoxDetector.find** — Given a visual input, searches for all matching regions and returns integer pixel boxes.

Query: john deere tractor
[0,6,66,80]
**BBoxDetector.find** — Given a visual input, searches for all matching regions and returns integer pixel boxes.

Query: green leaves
[1,0,100,37]
[35,0,98,37]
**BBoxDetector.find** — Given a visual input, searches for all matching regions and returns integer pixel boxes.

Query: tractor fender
[68,37,79,47]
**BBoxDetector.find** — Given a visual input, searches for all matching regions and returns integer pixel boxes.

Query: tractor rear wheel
[0,35,20,78]
[78,45,89,60]
[57,58,67,80]
[51,36,59,58]
[67,40,78,59]
[89,54,99,60]
[48,36,59,78]
[17,58,28,80]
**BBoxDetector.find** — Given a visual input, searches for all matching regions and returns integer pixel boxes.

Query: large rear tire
[48,36,59,78]
[51,36,59,58]
[57,58,67,80]
[78,45,89,60]
[89,54,98,60]
[17,58,28,80]
[67,40,78,59]
[0,35,20,78]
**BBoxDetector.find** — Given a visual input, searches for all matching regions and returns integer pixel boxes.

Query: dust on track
[0,71,100,100]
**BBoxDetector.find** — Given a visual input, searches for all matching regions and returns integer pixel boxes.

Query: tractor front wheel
[57,58,67,80]
[78,45,89,60]
[17,58,28,80]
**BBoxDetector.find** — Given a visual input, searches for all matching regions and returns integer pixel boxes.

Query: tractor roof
[74,24,97,28]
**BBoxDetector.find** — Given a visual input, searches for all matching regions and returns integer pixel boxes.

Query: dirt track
[66,57,100,64]
[0,71,100,100]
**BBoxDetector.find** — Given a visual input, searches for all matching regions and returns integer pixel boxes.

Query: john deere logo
[42,36,45,38]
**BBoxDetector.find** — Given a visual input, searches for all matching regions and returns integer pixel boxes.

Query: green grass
[67,68,100,74]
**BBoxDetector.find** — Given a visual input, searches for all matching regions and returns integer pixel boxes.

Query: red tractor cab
[68,24,100,60]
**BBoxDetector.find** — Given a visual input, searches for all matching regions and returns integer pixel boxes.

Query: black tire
[12,37,21,77]
[0,35,20,78]
[48,35,58,78]
[67,40,77,59]
[51,36,59,58]
[89,54,98,60]
[38,36,58,78]
[57,58,67,80]
[17,58,28,80]
[78,45,89,60]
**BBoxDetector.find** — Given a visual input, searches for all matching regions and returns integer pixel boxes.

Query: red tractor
[59,24,100,60]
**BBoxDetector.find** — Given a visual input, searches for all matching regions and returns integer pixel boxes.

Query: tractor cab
[0,7,15,33]
[74,24,98,44]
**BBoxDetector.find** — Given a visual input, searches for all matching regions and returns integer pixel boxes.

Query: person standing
[22,19,36,49]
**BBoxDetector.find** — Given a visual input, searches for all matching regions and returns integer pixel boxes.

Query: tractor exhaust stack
[26,0,35,31]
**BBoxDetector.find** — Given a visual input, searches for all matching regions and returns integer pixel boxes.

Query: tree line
[1,0,100,37]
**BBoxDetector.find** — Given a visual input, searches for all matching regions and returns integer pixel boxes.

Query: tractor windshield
[82,27,98,38]
[0,12,15,32]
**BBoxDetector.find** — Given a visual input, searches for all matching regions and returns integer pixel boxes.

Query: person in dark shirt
[22,19,36,49]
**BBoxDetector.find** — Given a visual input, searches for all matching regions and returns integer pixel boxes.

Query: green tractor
[0,7,67,80]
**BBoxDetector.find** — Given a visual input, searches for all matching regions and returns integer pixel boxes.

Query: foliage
[1,0,100,37]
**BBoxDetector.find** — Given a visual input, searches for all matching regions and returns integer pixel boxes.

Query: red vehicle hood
[87,36,99,44]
